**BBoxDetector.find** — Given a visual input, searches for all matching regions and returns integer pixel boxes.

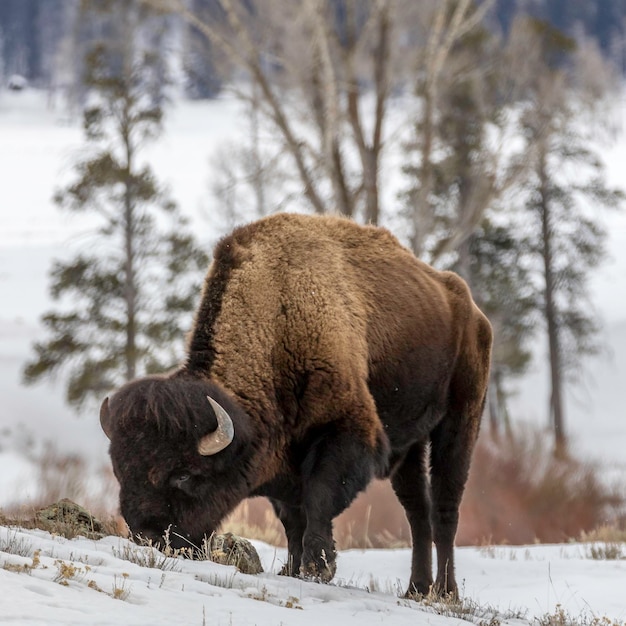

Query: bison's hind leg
[390,439,434,597]
[428,412,479,598]
[429,371,487,596]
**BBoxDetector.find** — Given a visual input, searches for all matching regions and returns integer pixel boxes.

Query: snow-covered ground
[1,525,624,625]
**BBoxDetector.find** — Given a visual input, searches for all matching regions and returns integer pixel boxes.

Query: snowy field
[1,525,625,625]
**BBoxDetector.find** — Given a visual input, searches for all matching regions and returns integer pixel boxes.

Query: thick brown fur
[101,213,492,595]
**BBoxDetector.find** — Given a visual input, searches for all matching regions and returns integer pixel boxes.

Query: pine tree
[468,219,539,436]
[516,17,624,455]
[23,5,209,410]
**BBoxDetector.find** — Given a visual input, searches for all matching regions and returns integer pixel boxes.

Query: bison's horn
[100,397,113,440]
[198,396,235,456]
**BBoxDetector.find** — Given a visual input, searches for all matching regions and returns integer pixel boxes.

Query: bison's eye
[170,473,192,491]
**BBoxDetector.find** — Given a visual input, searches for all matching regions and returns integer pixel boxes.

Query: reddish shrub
[459,428,625,544]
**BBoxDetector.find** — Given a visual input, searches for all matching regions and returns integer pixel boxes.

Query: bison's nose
[131,525,167,547]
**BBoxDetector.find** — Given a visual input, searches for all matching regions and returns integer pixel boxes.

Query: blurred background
[1,0,625,546]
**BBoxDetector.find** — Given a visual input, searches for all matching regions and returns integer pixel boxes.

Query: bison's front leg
[270,500,306,576]
[299,422,389,582]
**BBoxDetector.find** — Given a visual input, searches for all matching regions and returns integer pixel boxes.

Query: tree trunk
[538,150,566,456]
[123,112,137,383]
[250,83,266,217]
[411,88,434,256]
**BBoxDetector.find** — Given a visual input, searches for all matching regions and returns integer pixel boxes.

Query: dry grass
[112,541,182,572]
[536,604,625,626]
[0,528,34,557]
[578,525,626,560]
[334,479,411,549]
[417,589,526,624]
[218,500,286,547]
[578,525,626,543]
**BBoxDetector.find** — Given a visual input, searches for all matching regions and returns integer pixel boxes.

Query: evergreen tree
[23,5,209,410]
[516,17,624,455]
[468,219,539,436]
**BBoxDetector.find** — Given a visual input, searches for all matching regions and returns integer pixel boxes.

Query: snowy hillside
[1,525,625,625]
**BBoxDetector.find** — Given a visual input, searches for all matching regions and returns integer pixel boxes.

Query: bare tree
[406,0,495,258]
[401,0,550,275]
[208,86,294,230]
[145,0,433,224]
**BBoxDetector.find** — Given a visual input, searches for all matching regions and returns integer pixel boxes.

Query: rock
[35,499,108,540]
[208,532,263,575]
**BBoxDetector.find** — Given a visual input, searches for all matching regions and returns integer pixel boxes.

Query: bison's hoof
[299,550,337,583]
[278,559,300,578]
[432,577,458,600]
[403,577,435,600]
[405,581,458,602]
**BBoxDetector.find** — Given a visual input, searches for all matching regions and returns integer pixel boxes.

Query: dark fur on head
[106,373,240,439]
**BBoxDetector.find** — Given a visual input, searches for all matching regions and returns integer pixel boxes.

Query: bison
[100,212,492,597]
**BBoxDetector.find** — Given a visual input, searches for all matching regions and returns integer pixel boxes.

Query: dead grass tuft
[536,604,625,626]
[579,525,626,544]
[0,528,34,557]
[415,587,526,624]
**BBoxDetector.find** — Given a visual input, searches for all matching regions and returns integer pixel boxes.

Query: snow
[1,527,624,625]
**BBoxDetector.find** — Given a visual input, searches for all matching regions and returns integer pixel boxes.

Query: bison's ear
[100,397,113,440]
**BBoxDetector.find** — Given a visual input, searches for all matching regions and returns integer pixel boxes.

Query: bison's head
[100,374,253,551]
